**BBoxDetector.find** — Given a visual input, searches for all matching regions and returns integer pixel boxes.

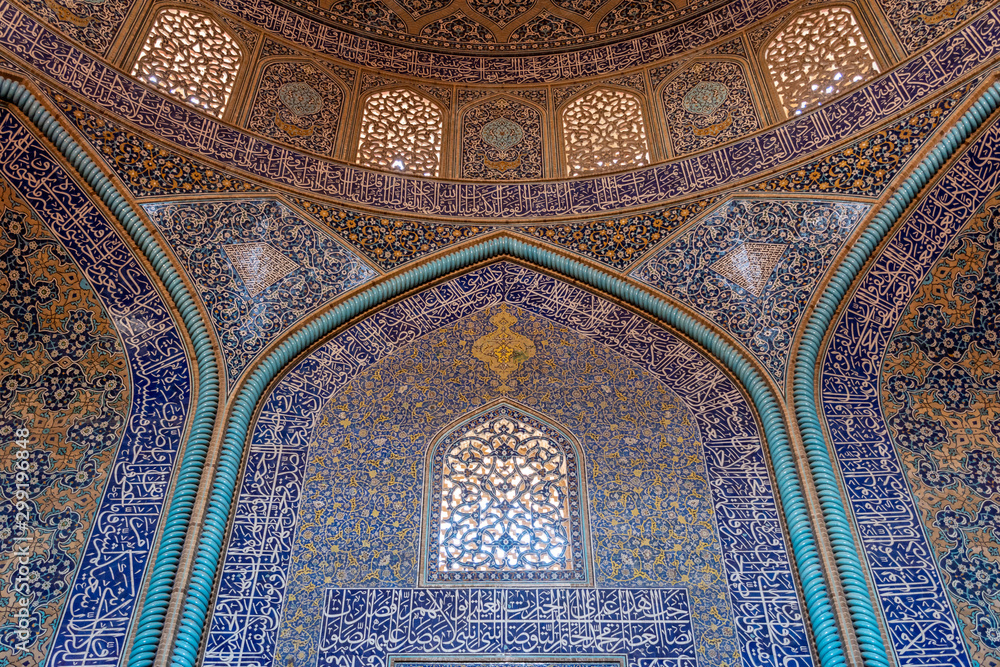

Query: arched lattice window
[765,7,880,117]
[356,89,444,177]
[423,404,587,584]
[131,8,242,117]
[562,88,649,176]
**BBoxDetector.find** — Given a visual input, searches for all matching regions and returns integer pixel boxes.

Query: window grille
[357,88,444,177]
[563,88,650,176]
[765,7,880,117]
[132,8,242,117]
[425,405,586,583]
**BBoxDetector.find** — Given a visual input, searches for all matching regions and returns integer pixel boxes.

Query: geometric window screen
[131,8,242,117]
[356,88,444,177]
[424,405,587,584]
[765,7,880,117]
[562,87,650,176]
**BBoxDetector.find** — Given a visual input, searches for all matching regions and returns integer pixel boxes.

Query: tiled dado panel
[821,114,1000,665]
[1,1,997,218]
[206,263,810,667]
[0,108,190,665]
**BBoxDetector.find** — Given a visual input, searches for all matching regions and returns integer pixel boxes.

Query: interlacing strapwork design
[562,88,649,176]
[765,7,879,117]
[357,89,443,176]
[131,8,242,117]
[431,406,581,579]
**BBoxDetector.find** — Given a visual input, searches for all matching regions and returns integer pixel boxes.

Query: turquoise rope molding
[167,236,848,667]
[9,59,997,667]
[793,81,1000,667]
[0,75,222,667]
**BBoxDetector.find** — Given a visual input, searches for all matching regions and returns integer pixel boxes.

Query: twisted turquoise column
[0,75,221,667]
[792,81,1000,667]
[169,236,847,667]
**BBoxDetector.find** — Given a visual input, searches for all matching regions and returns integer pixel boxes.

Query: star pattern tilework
[632,198,869,387]
[143,199,376,388]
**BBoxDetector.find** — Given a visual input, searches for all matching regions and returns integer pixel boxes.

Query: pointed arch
[130,5,244,117]
[420,400,591,585]
[355,86,445,176]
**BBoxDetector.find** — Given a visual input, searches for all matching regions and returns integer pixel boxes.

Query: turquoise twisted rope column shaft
[0,76,222,667]
[166,235,848,667]
[793,81,1000,667]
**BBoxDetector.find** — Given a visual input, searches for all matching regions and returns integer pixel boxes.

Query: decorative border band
[792,82,1000,667]
[0,75,222,667]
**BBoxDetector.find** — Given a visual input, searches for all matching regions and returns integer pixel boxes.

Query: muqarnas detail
[247,61,345,156]
[462,97,543,180]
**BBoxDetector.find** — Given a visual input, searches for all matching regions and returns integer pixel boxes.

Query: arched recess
[557,84,652,176]
[242,57,348,157]
[458,94,546,180]
[352,85,446,177]
[196,256,812,667]
[420,400,591,586]
[656,57,765,156]
[6,64,1000,667]
[0,73,219,667]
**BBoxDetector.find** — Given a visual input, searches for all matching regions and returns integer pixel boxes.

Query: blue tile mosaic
[632,198,869,388]
[0,0,992,218]
[205,263,810,667]
[215,0,795,80]
[143,198,376,389]
[0,108,190,666]
[820,113,1000,666]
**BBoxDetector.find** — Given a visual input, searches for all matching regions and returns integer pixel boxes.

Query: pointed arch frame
[6,70,1000,667]
[418,398,594,587]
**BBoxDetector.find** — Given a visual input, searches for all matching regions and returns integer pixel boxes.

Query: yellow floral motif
[471,308,536,382]
[881,190,1000,664]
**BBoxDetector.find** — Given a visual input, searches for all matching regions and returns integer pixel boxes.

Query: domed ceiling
[276,0,726,52]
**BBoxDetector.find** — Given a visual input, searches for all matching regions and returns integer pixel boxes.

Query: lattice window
[131,8,242,117]
[425,405,586,584]
[356,89,443,177]
[765,7,880,117]
[562,88,649,176]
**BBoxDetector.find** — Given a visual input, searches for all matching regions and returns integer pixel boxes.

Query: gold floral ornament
[472,309,536,382]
